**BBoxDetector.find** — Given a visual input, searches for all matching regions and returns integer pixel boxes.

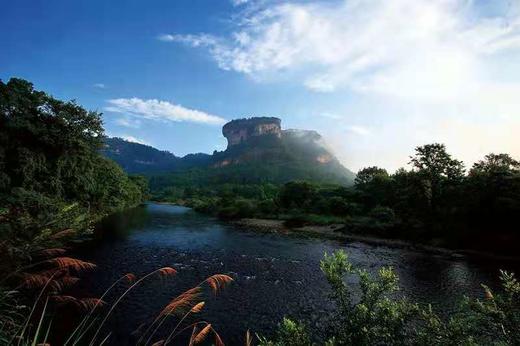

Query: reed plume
[190,301,205,313]
[50,229,76,239]
[51,276,80,293]
[89,267,177,346]
[79,298,106,311]
[145,288,203,345]
[49,257,96,272]
[21,273,51,289]
[158,267,177,277]
[205,274,233,294]
[124,273,137,283]
[52,295,79,307]
[160,287,202,317]
[39,248,67,257]
[192,323,212,345]
[65,272,137,345]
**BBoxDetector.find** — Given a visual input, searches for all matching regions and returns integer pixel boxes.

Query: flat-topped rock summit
[103,116,355,184]
[222,117,282,148]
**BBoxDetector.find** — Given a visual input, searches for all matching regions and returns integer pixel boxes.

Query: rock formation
[222,117,282,148]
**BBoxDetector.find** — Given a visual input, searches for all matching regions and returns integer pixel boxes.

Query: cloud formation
[164,0,520,97]
[105,98,226,125]
[119,135,150,146]
[230,0,249,6]
[161,0,520,170]
[115,117,141,128]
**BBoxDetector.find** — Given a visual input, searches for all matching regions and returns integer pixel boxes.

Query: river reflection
[68,203,519,345]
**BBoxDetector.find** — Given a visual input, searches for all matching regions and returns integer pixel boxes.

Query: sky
[2,0,520,172]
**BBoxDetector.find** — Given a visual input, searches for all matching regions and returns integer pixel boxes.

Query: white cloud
[93,83,106,89]
[115,117,141,128]
[105,98,226,125]
[163,0,520,102]
[162,0,520,170]
[120,135,150,146]
[231,0,249,6]
[346,125,370,136]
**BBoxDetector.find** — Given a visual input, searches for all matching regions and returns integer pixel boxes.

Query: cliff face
[222,117,282,148]
[103,117,355,185]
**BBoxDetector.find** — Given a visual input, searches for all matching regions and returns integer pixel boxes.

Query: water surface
[69,203,519,345]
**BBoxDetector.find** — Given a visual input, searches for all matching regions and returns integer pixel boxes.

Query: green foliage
[263,251,520,345]
[0,78,148,340]
[257,318,313,346]
[278,181,316,209]
[0,78,147,256]
[320,250,420,345]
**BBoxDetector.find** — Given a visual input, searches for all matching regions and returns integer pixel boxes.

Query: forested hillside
[0,78,148,270]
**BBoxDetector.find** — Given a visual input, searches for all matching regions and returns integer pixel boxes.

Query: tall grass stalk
[13,271,58,345]
[88,267,176,345]
[64,273,134,345]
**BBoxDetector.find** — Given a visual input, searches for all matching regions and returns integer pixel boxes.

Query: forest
[0,78,518,345]
[0,78,148,343]
[152,144,520,254]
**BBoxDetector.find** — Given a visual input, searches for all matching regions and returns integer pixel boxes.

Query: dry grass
[78,298,105,311]
[39,248,67,258]
[20,273,51,289]
[245,329,252,346]
[51,276,80,292]
[49,257,96,272]
[124,273,137,283]
[190,302,205,314]
[213,328,225,346]
[160,287,202,317]
[158,267,177,277]
[50,229,76,239]
[191,323,212,345]
[14,251,233,346]
[205,274,234,294]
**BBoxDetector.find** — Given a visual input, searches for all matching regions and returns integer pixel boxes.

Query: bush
[261,251,520,345]
[369,205,396,225]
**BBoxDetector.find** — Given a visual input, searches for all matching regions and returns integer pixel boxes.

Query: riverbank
[151,201,520,262]
[231,218,520,262]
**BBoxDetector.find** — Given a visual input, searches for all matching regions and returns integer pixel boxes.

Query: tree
[278,181,316,209]
[409,144,464,225]
[466,154,520,241]
[354,167,391,209]
[470,153,519,176]
[0,78,147,268]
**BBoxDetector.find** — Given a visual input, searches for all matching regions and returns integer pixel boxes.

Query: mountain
[101,137,211,173]
[103,117,355,186]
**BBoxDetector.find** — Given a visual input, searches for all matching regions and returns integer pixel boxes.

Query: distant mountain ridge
[102,137,212,173]
[102,117,355,185]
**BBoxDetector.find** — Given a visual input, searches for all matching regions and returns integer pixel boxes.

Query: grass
[3,249,233,346]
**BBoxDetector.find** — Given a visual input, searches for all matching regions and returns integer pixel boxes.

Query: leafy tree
[0,78,147,269]
[409,144,465,232]
[465,153,520,243]
[354,167,392,209]
[278,181,316,209]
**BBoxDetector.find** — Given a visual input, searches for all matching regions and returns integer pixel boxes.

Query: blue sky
[2,0,520,171]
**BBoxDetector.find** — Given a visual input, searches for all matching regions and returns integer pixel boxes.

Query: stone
[222,117,282,148]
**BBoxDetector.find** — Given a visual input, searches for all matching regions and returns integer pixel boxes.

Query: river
[67,203,519,345]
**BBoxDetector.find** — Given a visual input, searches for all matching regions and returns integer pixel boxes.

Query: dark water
[68,203,519,345]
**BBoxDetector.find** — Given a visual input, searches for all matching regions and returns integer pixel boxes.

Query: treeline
[0,78,148,271]
[155,143,520,254]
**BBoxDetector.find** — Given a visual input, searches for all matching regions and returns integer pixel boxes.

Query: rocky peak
[222,117,282,148]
